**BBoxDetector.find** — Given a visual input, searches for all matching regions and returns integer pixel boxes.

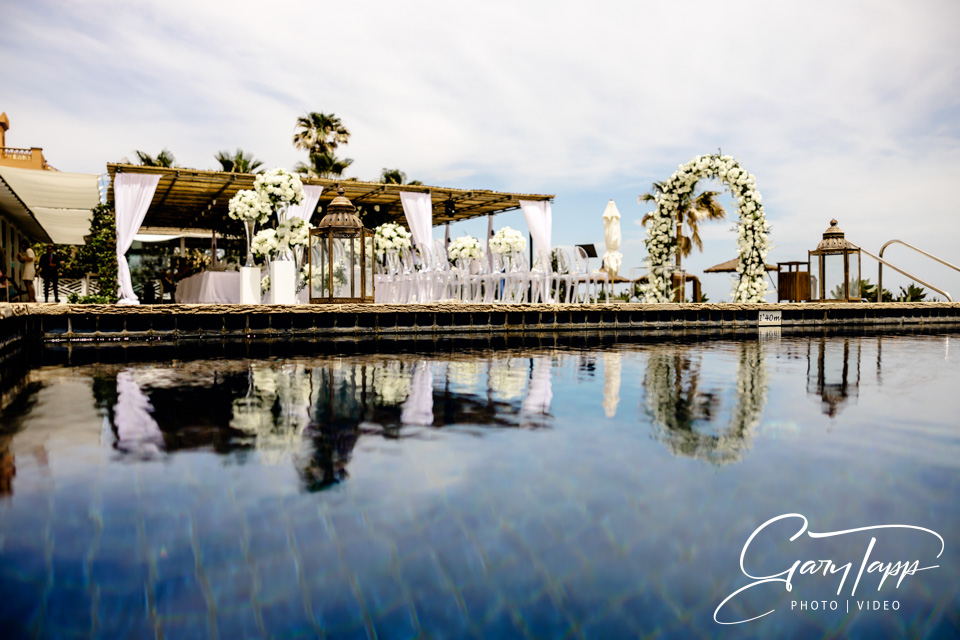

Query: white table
[175,271,243,304]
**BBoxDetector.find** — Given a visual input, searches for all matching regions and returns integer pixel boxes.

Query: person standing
[17,243,36,303]
[38,245,62,303]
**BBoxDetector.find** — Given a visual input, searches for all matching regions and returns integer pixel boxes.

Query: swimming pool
[0,329,957,638]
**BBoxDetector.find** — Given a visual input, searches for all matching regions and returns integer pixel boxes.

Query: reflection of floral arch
[641,154,771,303]
[644,342,767,465]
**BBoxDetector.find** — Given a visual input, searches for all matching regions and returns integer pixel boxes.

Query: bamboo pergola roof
[106,164,553,231]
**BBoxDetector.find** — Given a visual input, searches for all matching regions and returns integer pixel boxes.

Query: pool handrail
[855,244,953,302]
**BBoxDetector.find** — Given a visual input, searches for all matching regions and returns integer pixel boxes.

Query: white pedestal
[239,266,261,305]
[269,259,296,305]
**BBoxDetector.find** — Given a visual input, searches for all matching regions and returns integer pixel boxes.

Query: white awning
[0,165,101,244]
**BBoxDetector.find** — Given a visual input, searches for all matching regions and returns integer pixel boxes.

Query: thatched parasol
[704,257,779,273]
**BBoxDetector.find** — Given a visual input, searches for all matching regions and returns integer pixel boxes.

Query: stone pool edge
[1,301,958,345]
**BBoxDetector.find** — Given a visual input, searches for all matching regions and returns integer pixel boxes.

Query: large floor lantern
[808,219,861,302]
[309,187,375,303]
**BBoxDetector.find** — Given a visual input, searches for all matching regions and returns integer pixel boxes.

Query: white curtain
[486,213,495,270]
[115,173,161,304]
[401,361,434,426]
[520,199,552,256]
[400,191,433,249]
[287,185,323,223]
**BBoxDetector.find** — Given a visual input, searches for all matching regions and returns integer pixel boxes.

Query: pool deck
[1,301,958,344]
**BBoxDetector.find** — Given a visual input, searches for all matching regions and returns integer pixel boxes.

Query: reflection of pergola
[105,164,553,231]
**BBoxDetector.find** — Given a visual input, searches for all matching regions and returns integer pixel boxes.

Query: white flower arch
[640,154,771,303]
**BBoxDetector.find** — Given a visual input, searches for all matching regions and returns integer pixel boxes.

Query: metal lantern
[808,219,861,302]
[308,187,375,303]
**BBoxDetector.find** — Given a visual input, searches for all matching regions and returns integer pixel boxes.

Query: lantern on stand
[808,219,862,302]
[308,187,375,303]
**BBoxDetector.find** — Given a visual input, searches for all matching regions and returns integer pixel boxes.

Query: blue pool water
[0,330,958,639]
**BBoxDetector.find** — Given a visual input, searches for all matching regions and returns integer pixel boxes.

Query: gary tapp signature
[714,513,944,625]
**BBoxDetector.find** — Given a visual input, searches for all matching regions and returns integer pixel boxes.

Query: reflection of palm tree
[639,181,726,271]
[214,148,264,174]
[134,148,177,167]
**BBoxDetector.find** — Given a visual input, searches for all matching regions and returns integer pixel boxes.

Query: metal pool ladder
[858,240,958,302]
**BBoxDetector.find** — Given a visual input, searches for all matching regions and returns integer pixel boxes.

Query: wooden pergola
[106,164,553,232]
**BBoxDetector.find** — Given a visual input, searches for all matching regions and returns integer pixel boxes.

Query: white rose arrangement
[253,168,305,209]
[447,235,482,262]
[251,229,278,259]
[640,153,770,304]
[252,219,309,262]
[374,222,412,258]
[228,189,271,223]
[490,227,527,255]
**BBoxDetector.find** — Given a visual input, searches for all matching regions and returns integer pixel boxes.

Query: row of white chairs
[374,240,610,304]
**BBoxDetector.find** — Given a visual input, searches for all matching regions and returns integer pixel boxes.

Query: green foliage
[79,202,118,303]
[859,278,893,302]
[896,283,927,302]
[134,149,177,167]
[293,112,350,156]
[215,148,263,173]
[379,168,423,186]
[294,151,353,179]
[67,293,114,304]
[639,182,727,258]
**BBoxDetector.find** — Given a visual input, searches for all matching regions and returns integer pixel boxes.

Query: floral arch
[640,154,770,303]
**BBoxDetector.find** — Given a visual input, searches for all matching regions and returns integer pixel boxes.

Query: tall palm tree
[292,112,350,156]
[378,168,423,185]
[294,151,354,179]
[134,149,177,167]
[639,181,726,271]
[214,149,264,174]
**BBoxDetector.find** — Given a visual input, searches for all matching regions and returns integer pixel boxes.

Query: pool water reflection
[0,331,958,638]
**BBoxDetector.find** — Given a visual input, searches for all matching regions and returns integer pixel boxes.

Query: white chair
[551,247,578,303]
[573,246,609,303]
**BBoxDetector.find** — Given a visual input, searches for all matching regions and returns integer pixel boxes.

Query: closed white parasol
[602,199,623,278]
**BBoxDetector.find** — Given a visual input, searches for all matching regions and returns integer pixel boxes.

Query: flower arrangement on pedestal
[253,168,305,219]
[447,235,482,263]
[489,227,527,255]
[640,153,770,303]
[251,218,309,295]
[374,222,412,259]
[228,189,271,266]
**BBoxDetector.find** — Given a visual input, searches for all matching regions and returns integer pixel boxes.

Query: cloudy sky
[3,0,959,301]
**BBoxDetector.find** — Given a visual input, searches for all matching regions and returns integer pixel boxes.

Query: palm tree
[134,149,177,167]
[379,168,423,185]
[214,149,264,174]
[294,151,354,179]
[639,181,726,272]
[293,112,350,156]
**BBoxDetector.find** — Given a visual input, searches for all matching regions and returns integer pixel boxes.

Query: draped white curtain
[115,173,161,304]
[400,191,433,249]
[401,361,434,426]
[286,185,323,223]
[486,213,495,270]
[520,199,552,256]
